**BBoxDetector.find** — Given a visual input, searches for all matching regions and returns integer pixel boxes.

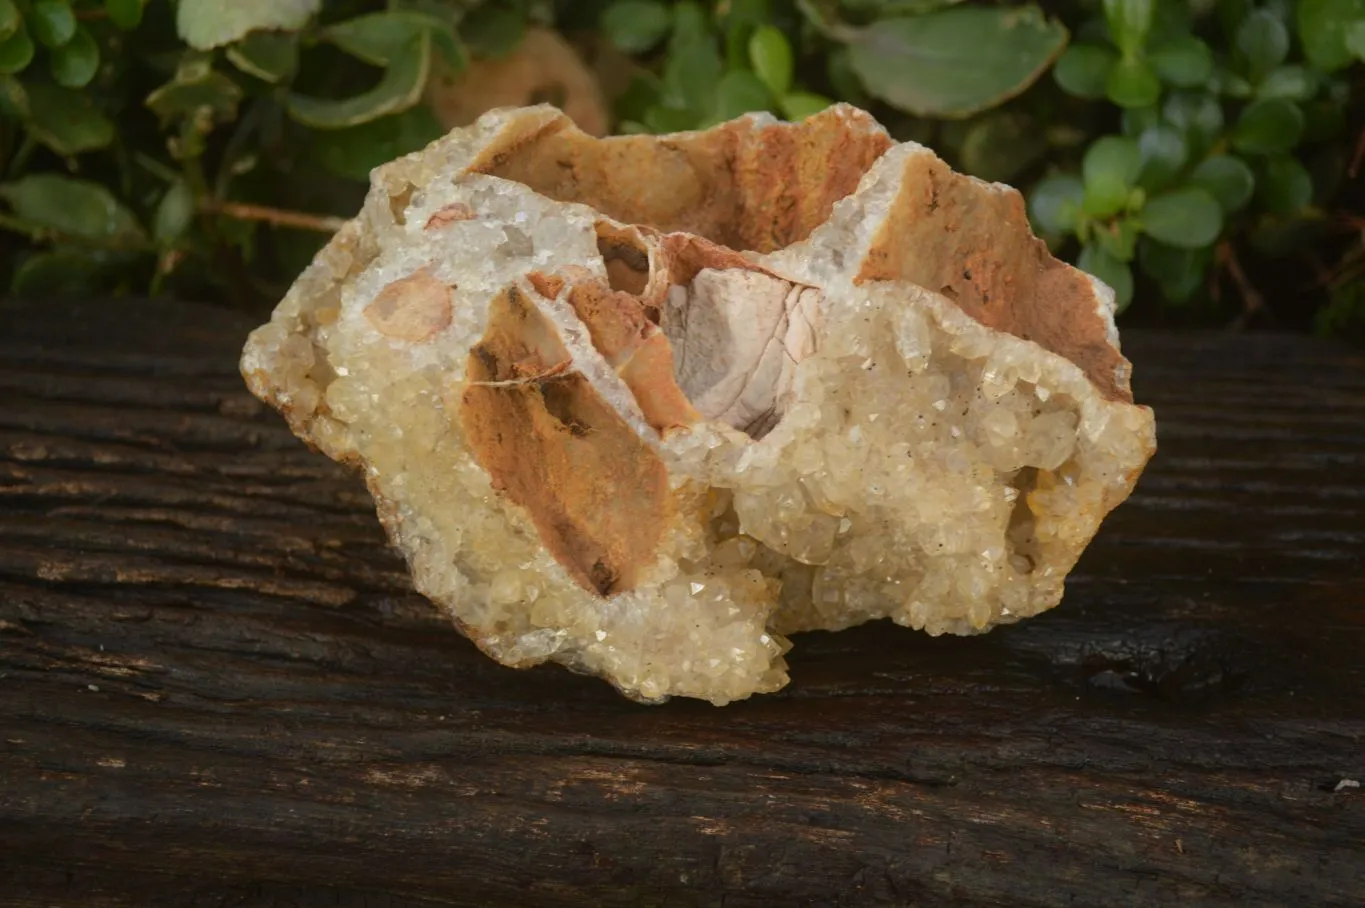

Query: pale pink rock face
[241,104,1156,705]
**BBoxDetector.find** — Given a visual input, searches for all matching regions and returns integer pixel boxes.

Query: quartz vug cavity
[240,104,1157,705]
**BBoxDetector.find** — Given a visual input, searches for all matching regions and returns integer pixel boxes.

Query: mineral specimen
[241,104,1157,705]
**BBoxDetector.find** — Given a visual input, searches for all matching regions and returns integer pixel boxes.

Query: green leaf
[837,0,968,12]
[49,24,98,88]
[1083,135,1141,217]
[1212,66,1254,98]
[0,21,34,73]
[227,31,298,83]
[1029,172,1085,237]
[1077,242,1134,311]
[748,25,794,98]
[10,248,106,297]
[1103,0,1154,57]
[1093,216,1140,262]
[29,0,76,48]
[845,5,1067,119]
[177,0,320,51]
[1135,122,1186,190]
[154,179,194,245]
[1161,91,1223,155]
[105,0,143,31]
[1150,0,1194,40]
[1148,34,1212,87]
[723,19,749,70]
[1120,103,1160,138]
[0,0,20,42]
[0,174,145,245]
[826,46,868,106]
[614,72,662,124]
[146,66,242,125]
[1257,155,1313,216]
[1141,186,1223,248]
[312,105,445,181]
[720,0,771,31]
[669,1,709,53]
[324,11,455,66]
[663,38,722,114]
[955,111,1046,183]
[0,72,25,116]
[1106,55,1161,108]
[722,0,773,67]
[1188,154,1255,212]
[779,91,834,121]
[287,32,431,129]
[602,1,671,54]
[1053,43,1116,99]
[1297,0,1365,73]
[1256,65,1320,101]
[23,81,113,154]
[1347,20,1365,58]
[1231,97,1304,154]
[1138,237,1209,303]
[425,24,464,72]
[711,69,771,122]
[1236,10,1289,80]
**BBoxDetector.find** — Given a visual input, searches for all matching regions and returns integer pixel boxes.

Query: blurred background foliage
[0,0,1361,338]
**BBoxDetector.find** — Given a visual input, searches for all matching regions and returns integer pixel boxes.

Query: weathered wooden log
[0,297,1362,907]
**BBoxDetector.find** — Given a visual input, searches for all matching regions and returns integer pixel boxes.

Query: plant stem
[205,200,346,233]
[1218,241,1267,330]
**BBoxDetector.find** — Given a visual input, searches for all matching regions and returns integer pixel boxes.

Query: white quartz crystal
[241,104,1156,705]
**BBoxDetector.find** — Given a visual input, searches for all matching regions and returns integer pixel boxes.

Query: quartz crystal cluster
[241,104,1157,705]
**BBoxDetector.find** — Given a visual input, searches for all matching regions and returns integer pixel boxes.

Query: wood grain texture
[0,297,1362,907]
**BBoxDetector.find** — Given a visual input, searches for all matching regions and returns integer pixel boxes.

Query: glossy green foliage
[1033,0,1359,315]
[0,0,1359,332]
[0,0,486,304]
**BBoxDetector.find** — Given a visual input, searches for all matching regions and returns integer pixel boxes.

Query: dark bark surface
[0,297,1362,908]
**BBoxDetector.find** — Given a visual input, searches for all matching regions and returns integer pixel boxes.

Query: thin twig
[205,201,346,233]
[1218,241,1267,330]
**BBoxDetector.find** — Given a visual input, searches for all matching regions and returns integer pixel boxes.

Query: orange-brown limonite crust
[362,269,454,343]
[467,106,893,255]
[462,104,1132,404]
[562,279,701,433]
[459,284,672,596]
[854,152,1133,404]
[465,219,820,596]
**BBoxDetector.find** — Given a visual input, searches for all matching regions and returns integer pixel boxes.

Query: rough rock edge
[241,105,1156,705]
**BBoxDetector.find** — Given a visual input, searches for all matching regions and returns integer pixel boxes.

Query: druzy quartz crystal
[241,104,1157,705]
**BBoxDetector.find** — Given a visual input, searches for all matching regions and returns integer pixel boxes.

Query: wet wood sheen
[1,298,1362,907]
